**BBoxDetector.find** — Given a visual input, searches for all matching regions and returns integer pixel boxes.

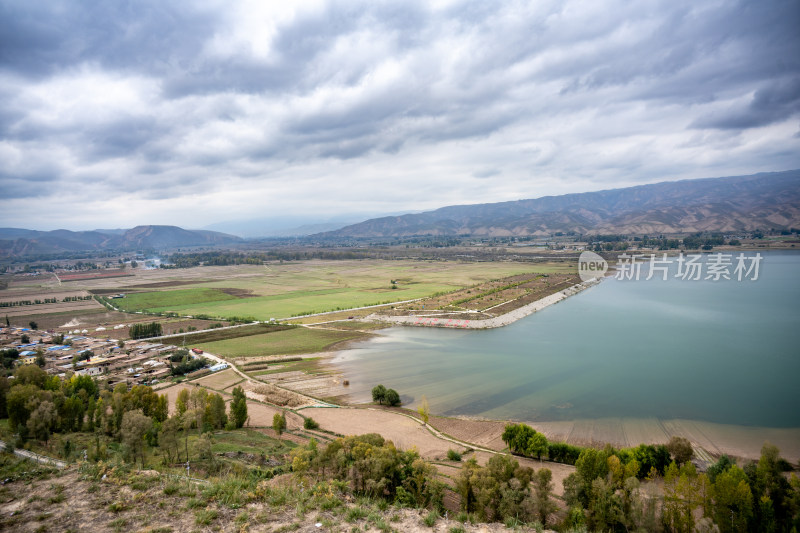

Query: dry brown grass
[251,383,308,408]
[193,368,243,391]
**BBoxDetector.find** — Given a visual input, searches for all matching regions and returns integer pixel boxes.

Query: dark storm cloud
[1,0,799,229]
[83,117,163,159]
[0,1,217,79]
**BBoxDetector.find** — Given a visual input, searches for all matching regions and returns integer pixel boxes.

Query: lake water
[332,251,800,428]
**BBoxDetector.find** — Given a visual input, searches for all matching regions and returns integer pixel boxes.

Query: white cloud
[0,0,798,232]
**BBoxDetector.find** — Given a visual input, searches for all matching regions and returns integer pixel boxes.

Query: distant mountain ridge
[0,225,242,257]
[318,170,800,238]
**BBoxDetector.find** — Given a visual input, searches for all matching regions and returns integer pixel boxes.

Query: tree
[85,397,96,432]
[527,433,548,462]
[176,388,189,415]
[94,397,106,434]
[121,410,153,468]
[417,395,430,424]
[662,461,701,533]
[153,395,168,423]
[0,376,9,419]
[35,350,46,368]
[667,436,694,464]
[385,388,401,407]
[189,388,208,426]
[182,411,196,460]
[501,423,537,455]
[273,412,286,439]
[28,321,38,330]
[588,477,624,531]
[708,454,733,483]
[230,386,248,428]
[752,443,792,531]
[456,457,482,514]
[204,393,227,430]
[631,443,671,478]
[27,401,56,447]
[129,321,162,339]
[194,433,213,461]
[571,447,613,508]
[533,468,557,526]
[6,383,39,432]
[711,465,753,532]
[160,416,181,463]
[15,364,48,388]
[371,384,387,404]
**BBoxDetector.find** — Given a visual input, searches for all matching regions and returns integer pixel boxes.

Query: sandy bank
[430,414,800,463]
[531,417,800,462]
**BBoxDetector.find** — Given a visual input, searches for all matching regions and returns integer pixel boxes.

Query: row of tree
[163,249,379,269]
[129,321,163,339]
[457,454,557,524]
[559,442,799,532]
[118,385,249,467]
[502,422,685,476]
[0,365,249,468]
[0,295,92,308]
[170,356,209,376]
[291,433,445,508]
[589,232,741,252]
[0,298,58,308]
[244,420,800,532]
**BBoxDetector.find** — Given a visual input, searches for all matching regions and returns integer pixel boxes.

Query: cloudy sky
[1,0,799,234]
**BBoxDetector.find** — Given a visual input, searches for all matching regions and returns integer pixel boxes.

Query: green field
[202,327,369,358]
[114,287,237,312]
[159,323,293,344]
[108,260,549,320]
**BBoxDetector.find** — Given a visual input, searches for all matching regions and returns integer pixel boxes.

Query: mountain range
[318,170,800,238]
[0,225,241,257]
[3,170,798,257]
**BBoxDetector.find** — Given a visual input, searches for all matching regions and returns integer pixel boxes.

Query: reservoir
[332,251,800,429]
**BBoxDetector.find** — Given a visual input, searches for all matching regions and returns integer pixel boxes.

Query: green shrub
[107,501,128,513]
[346,506,368,522]
[195,509,218,525]
[447,449,462,462]
[423,509,439,527]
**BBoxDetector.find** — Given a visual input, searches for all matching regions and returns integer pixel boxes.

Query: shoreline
[363,276,602,329]
[317,379,800,463]
[528,416,800,463]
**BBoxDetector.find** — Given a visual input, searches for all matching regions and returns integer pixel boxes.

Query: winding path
[0,440,68,469]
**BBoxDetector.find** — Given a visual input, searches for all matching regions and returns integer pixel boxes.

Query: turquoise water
[332,251,800,427]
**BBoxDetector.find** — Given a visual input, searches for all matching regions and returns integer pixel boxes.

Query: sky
[1,0,799,235]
